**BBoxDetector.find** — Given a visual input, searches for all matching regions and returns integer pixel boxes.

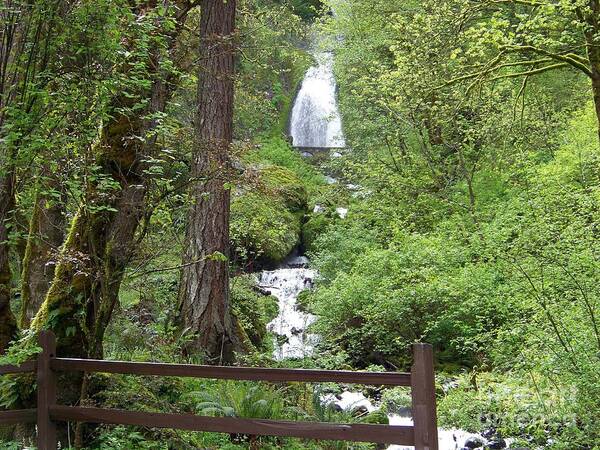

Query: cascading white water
[321,394,508,450]
[259,261,318,360]
[289,52,345,148]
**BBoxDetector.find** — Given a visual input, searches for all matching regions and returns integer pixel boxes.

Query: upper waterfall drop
[289,51,345,148]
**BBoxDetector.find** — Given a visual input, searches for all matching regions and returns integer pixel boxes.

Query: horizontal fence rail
[51,358,412,386]
[0,360,36,375]
[0,331,439,450]
[50,406,415,445]
[0,409,37,425]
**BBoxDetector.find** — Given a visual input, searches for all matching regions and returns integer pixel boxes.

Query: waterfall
[289,52,345,148]
[258,258,318,360]
[259,43,347,362]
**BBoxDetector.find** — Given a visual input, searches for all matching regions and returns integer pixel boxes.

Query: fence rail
[0,331,439,450]
[0,360,36,375]
[51,358,412,385]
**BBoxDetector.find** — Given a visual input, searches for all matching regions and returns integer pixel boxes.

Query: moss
[230,275,278,350]
[259,165,308,211]
[231,161,310,266]
[30,208,82,332]
[231,192,301,265]
[243,136,324,192]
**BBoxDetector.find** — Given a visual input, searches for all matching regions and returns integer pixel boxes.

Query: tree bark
[0,170,17,355]
[581,1,600,142]
[19,173,66,327]
[178,0,241,363]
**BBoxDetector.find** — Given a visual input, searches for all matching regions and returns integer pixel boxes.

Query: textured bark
[179,0,241,362]
[27,9,195,436]
[0,170,17,355]
[582,1,600,142]
[19,175,66,327]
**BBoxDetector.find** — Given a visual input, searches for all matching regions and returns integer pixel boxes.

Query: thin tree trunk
[0,170,17,354]
[580,1,600,142]
[179,0,241,362]
[591,75,600,143]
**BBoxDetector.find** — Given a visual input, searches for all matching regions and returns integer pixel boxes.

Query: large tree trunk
[19,173,66,327]
[178,0,241,363]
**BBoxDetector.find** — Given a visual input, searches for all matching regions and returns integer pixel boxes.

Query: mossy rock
[231,163,309,266]
[231,192,301,265]
[260,165,308,211]
[231,275,279,350]
[361,409,390,425]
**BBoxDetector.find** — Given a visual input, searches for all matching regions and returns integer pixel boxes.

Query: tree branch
[503,45,592,77]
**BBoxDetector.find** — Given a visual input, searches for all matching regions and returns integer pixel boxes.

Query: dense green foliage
[291,0,600,447]
[2,0,600,448]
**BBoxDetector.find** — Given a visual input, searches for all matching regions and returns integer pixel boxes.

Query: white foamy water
[321,391,378,413]
[323,396,495,450]
[290,52,345,148]
[259,266,318,360]
[387,414,491,450]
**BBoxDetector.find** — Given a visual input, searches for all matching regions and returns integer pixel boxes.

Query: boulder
[351,405,369,416]
[481,428,496,439]
[486,439,506,449]
[286,255,310,268]
[464,436,485,449]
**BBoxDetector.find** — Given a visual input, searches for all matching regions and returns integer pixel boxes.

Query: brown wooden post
[37,330,57,450]
[411,343,438,450]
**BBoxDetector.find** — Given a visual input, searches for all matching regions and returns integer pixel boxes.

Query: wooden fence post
[411,343,438,450]
[37,330,57,450]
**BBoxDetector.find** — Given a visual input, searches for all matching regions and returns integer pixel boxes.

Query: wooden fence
[0,331,438,450]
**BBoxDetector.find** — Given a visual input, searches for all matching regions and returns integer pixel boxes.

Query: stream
[257,39,511,450]
[259,256,318,360]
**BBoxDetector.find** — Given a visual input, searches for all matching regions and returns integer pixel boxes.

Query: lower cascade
[259,256,318,360]
[259,257,505,450]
